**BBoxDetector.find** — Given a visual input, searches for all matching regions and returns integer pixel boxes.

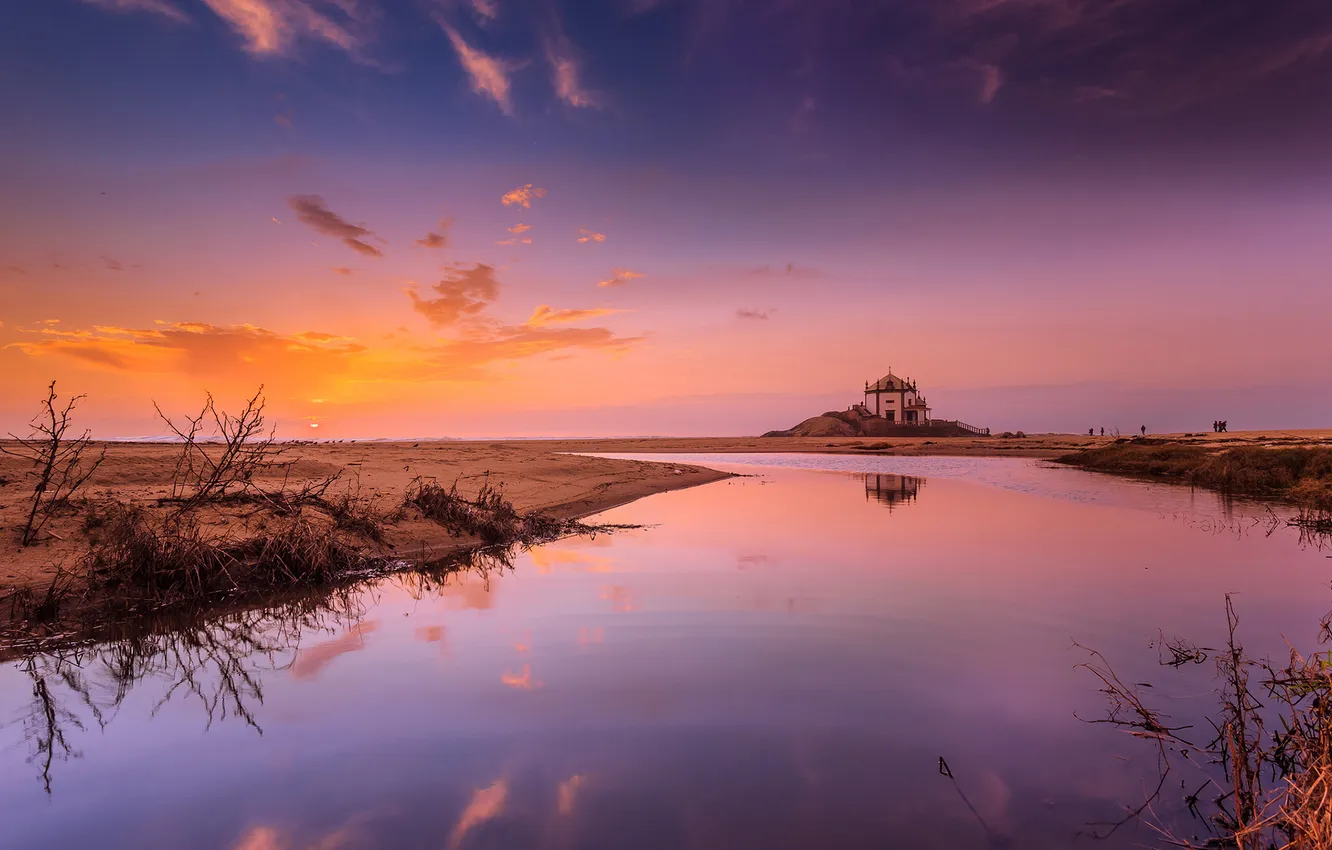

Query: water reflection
[864,473,923,509]
[6,590,365,793]
[1,456,1330,850]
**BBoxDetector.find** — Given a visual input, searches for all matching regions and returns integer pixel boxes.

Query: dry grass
[81,504,372,602]
[403,477,568,546]
[1080,595,1332,849]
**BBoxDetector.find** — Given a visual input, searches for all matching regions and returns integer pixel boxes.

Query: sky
[2,0,1331,438]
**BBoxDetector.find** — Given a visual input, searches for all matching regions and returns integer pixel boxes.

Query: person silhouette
[1088,428,1094,436]
[1140,425,1147,436]
[1100,427,1104,436]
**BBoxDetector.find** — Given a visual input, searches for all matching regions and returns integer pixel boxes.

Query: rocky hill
[763,408,989,438]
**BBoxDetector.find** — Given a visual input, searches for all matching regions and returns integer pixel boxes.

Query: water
[1,454,1328,849]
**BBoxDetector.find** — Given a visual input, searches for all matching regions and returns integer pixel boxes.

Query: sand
[4,429,1330,592]
[0,441,729,591]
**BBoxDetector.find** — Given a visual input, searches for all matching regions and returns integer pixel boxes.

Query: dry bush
[155,386,281,512]
[1,381,105,545]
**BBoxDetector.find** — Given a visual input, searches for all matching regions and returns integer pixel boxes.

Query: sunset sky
[2,0,1331,437]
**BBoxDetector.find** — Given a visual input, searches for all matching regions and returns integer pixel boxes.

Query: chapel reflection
[863,474,924,510]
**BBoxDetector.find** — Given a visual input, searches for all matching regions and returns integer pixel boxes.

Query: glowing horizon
[3,0,1331,437]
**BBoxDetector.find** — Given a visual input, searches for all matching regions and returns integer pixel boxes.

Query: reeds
[1080,595,1332,849]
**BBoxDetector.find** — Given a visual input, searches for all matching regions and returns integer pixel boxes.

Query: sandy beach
[4,429,1331,593]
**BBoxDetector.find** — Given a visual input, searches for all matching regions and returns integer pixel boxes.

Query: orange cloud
[597,268,643,288]
[332,266,354,275]
[576,228,606,244]
[197,0,368,59]
[449,780,508,850]
[440,23,515,114]
[289,621,378,680]
[287,195,383,257]
[557,774,586,815]
[8,321,366,379]
[494,236,532,246]
[600,584,636,612]
[501,663,541,690]
[233,826,283,850]
[408,264,500,326]
[501,184,547,208]
[577,626,604,647]
[508,223,532,234]
[524,305,623,328]
[528,546,617,572]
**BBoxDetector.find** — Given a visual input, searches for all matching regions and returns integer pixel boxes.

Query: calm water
[1,454,1328,850]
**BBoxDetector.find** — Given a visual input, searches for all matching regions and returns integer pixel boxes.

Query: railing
[952,420,990,436]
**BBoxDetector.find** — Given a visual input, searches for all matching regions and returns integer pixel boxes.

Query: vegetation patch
[1057,441,1332,518]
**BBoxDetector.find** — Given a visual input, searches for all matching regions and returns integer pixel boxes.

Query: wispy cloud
[449,781,508,850]
[194,0,376,60]
[977,63,1003,104]
[507,222,531,234]
[332,266,354,275]
[737,308,773,320]
[576,228,606,244]
[80,0,189,22]
[546,31,597,108]
[2,265,27,275]
[525,305,623,327]
[287,194,384,257]
[102,256,125,271]
[438,22,515,114]
[598,268,644,288]
[469,0,497,23]
[495,236,532,246]
[408,263,500,326]
[501,184,547,208]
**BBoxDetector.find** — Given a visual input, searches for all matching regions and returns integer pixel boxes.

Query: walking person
[1140,425,1147,437]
